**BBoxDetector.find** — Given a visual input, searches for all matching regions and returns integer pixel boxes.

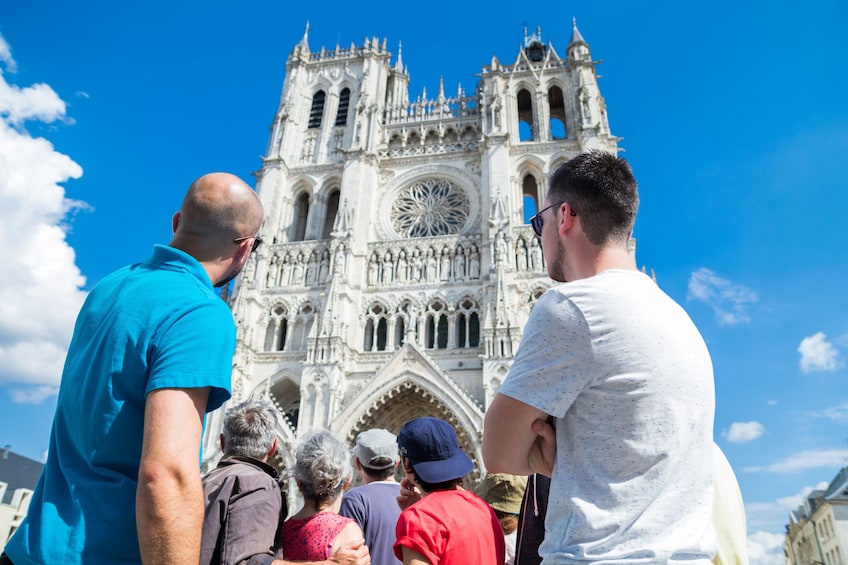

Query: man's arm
[137,387,210,564]
[268,539,370,565]
[482,393,555,476]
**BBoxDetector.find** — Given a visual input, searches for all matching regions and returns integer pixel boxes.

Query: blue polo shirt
[6,245,235,565]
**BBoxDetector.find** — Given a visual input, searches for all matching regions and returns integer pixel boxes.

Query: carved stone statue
[530,239,543,271]
[469,245,480,279]
[397,250,408,283]
[426,248,437,283]
[454,247,466,280]
[439,247,451,281]
[368,252,379,286]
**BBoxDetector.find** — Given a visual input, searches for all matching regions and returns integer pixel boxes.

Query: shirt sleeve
[394,507,447,564]
[147,300,235,412]
[339,491,367,531]
[498,289,594,418]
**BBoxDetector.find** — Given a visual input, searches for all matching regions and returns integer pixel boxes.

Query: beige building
[201,21,630,491]
[785,466,848,565]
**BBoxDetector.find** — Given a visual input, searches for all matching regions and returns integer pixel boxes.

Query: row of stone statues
[265,244,347,288]
[260,230,545,290]
[367,243,481,286]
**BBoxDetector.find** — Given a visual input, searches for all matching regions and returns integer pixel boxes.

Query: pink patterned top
[281,512,355,560]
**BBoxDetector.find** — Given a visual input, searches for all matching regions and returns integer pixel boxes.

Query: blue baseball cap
[397,417,473,483]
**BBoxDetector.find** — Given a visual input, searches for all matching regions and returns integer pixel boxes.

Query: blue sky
[1,1,846,562]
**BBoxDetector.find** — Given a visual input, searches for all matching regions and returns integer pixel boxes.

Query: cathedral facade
[201,21,626,484]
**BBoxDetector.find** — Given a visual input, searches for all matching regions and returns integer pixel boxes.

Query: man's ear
[354,458,363,471]
[172,212,181,234]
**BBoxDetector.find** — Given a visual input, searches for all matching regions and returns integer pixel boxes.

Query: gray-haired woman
[280,430,364,560]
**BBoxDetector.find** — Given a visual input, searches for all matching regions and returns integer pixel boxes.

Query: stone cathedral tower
[201,20,626,483]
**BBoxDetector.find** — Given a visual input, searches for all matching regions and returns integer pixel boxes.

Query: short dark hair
[548,150,639,245]
[360,460,396,481]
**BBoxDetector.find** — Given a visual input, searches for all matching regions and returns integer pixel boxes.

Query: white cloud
[744,449,848,474]
[747,531,785,565]
[687,268,758,325]
[798,332,843,373]
[0,33,87,403]
[766,400,777,406]
[0,35,16,73]
[725,421,765,443]
[810,402,848,422]
[745,482,829,534]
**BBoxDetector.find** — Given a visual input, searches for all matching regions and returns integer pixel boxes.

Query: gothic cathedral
[201,20,627,481]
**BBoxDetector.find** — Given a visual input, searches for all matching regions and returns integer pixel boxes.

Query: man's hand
[528,417,557,478]
[330,539,370,565]
[396,477,422,511]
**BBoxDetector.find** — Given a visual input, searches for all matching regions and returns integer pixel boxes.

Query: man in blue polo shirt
[2,173,264,565]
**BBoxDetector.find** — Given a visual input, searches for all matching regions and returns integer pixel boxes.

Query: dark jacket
[514,474,551,565]
[201,455,286,565]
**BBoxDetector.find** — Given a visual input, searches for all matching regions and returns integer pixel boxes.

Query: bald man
[3,173,264,565]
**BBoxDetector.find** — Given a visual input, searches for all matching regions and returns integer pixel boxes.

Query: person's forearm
[136,463,204,564]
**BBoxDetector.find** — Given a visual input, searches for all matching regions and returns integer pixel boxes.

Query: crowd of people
[1,152,749,565]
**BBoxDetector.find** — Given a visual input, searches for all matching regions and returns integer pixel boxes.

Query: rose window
[391,179,469,237]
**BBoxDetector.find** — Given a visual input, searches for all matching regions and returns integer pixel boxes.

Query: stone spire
[299,22,310,50]
[569,17,587,46]
[395,41,404,72]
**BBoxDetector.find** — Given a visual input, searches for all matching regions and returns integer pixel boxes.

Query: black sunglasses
[529,201,576,237]
[233,235,264,253]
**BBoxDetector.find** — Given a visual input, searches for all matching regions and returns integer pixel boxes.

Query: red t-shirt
[394,489,505,564]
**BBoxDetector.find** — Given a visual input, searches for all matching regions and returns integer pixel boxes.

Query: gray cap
[353,428,398,470]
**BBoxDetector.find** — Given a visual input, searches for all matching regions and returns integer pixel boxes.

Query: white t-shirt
[500,269,716,564]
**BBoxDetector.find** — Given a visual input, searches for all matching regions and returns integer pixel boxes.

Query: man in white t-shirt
[482,151,717,564]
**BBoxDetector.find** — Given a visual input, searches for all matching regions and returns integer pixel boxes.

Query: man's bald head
[172,172,264,261]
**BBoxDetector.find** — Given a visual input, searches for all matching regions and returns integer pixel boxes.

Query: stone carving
[391,178,469,237]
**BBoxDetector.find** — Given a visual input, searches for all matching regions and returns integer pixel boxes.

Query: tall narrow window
[425,317,435,349]
[363,319,374,351]
[522,174,539,223]
[548,86,567,139]
[469,313,480,347]
[293,193,309,241]
[517,89,534,141]
[457,314,467,348]
[308,90,326,128]
[322,190,340,239]
[436,316,448,349]
[376,318,388,351]
[335,88,350,126]
[395,316,405,348]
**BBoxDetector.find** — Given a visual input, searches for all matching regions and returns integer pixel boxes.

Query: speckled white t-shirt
[500,269,717,564]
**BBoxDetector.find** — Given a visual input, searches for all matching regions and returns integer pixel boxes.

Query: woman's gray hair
[293,430,352,503]
[222,399,279,460]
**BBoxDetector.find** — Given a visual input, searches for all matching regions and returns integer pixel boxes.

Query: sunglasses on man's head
[529,201,576,237]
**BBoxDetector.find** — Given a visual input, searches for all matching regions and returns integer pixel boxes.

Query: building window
[548,86,567,140]
[391,179,470,237]
[517,89,534,141]
[363,303,388,352]
[522,174,539,223]
[308,90,326,128]
[456,298,481,348]
[264,305,289,351]
[322,190,340,239]
[290,304,314,351]
[292,193,310,241]
[424,300,448,349]
[335,88,350,126]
